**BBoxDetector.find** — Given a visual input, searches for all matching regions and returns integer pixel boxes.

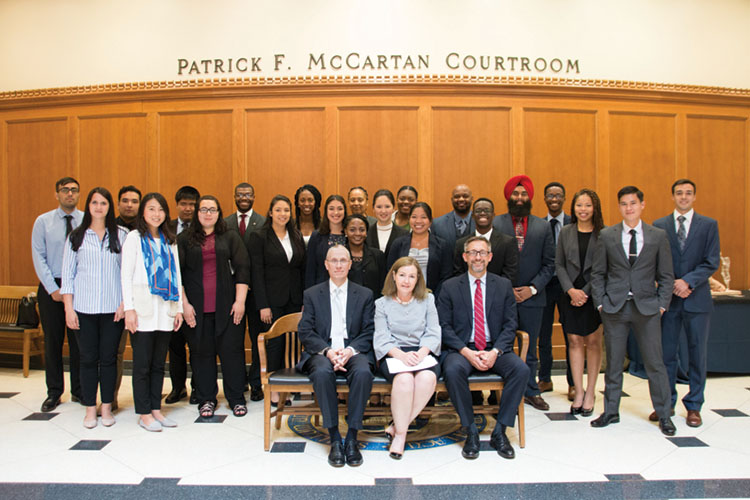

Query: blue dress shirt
[31,207,84,294]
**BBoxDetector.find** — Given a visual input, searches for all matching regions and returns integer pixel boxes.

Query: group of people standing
[31,174,719,460]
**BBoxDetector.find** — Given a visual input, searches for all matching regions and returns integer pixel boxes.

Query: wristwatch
[529,286,538,296]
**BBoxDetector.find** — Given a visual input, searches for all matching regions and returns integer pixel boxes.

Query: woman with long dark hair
[294,184,322,247]
[248,195,306,405]
[179,195,251,418]
[366,189,408,257]
[555,188,604,416]
[121,192,184,431]
[61,187,128,429]
[305,194,347,287]
[344,214,386,299]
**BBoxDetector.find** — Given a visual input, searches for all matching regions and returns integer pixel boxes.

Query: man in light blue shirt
[31,176,84,412]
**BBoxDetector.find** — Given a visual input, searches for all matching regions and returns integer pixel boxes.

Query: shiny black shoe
[41,397,60,412]
[659,417,676,436]
[189,392,199,405]
[489,431,515,459]
[570,405,583,415]
[250,387,264,402]
[345,439,363,467]
[328,440,345,468]
[461,429,481,460]
[165,388,187,404]
[590,413,620,428]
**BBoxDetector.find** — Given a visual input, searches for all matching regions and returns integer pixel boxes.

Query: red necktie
[514,218,525,251]
[474,279,486,350]
[239,214,247,236]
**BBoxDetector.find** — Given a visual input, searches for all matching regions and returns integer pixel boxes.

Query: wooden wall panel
[432,108,512,216]
[608,112,677,225]
[686,115,748,284]
[7,119,69,285]
[338,107,419,209]
[78,114,149,197]
[523,109,598,218]
[245,108,327,214]
[158,111,234,214]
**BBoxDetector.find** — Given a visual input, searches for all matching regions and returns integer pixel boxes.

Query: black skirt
[378,345,441,382]
[559,293,601,336]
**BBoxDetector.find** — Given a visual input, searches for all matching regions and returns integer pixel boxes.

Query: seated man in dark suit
[297,245,375,468]
[438,236,529,460]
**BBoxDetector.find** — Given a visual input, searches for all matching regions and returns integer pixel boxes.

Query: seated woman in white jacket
[121,193,184,432]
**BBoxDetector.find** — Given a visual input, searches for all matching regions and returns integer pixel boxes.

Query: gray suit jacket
[591,222,674,316]
[225,211,266,248]
[555,224,599,296]
[432,210,475,255]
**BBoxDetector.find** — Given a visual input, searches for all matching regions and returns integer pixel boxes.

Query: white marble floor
[0,367,748,488]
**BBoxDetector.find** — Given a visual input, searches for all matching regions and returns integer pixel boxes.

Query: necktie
[64,215,73,237]
[331,288,345,350]
[239,214,247,236]
[473,279,486,351]
[456,218,467,237]
[629,229,637,266]
[677,215,686,251]
[550,218,559,245]
[514,218,525,251]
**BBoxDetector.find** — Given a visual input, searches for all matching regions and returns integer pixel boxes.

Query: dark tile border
[70,440,110,451]
[605,474,644,481]
[0,392,19,398]
[22,412,58,421]
[712,409,748,417]
[270,442,306,453]
[667,437,709,448]
[545,412,578,421]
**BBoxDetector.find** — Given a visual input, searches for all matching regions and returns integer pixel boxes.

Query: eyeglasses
[58,187,79,194]
[473,208,493,215]
[545,193,564,200]
[235,193,253,199]
[326,258,350,266]
[465,250,490,257]
[198,208,219,214]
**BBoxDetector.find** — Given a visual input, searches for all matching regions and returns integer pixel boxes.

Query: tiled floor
[0,367,749,499]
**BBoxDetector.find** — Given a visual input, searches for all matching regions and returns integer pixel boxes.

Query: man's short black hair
[55,177,79,191]
[118,185,142,201]
[544,181,565,196]
[175,185,200,203]
[235,182,254,193]
[472,197,495,211]
[671,179,696,194]
[617,185,644,202]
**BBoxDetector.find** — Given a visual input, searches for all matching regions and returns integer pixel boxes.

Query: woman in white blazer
[121,192,184,432]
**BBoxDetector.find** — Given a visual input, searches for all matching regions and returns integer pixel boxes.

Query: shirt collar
[475,228,492,240]
[56,207,78,218]
[468,271,487,286]
[622,220,643,234]
[237,209,254,219]
[674,209,694,223]
[329,279,348,296]
[546,212,565,224]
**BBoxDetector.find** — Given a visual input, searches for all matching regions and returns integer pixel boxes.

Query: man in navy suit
[432,184,475,253]
[653,179,720,428]
[438,236,529,460]
[297,245,375,468]
[493,175,555,411]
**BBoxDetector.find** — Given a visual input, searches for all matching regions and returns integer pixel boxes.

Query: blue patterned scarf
[141,231,180,302]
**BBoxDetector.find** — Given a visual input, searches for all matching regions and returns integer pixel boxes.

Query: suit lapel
[613,223,630,265]
[345,284,356,333]
[458,274,473,326]
[682,214,700,254]
[319,284,332,340]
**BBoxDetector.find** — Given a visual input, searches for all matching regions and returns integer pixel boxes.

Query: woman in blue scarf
[121,192,184,432]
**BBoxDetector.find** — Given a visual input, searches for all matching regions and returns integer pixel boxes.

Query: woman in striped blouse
[62,187,128,429]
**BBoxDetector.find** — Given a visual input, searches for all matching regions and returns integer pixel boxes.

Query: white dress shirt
[621,220,644,258]
[279,230,293,262]
[475,227,493,242]
[468,272,491,344]
[329,279,348,350]
[674,208,694,237]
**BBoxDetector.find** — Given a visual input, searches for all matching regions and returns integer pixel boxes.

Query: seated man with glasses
[297,245,375,468]
[438,236,529,460]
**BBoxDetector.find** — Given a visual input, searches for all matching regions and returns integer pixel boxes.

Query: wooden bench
[259,312,528,451]
[0,286,45,377]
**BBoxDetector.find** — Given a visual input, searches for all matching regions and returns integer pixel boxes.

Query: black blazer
[347,245,387,299]
[366,223,409,258]
[296,280,375,370]
[453,231,519,284]
[387,231,453,297]
[225,211,266,249]
[248,227,305,310]
[437,273,518,356]
[177,230,250,336]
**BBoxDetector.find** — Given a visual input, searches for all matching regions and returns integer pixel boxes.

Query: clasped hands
[673,278,692,299]
[326,347,354,371]
[461,347,498,371]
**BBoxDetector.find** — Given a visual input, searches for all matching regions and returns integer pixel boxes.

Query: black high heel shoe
[580,391,595,417]
[384,421,394,443]
[570,405,582,415]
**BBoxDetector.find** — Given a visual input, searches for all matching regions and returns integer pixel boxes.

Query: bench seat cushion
[267,368,505,386]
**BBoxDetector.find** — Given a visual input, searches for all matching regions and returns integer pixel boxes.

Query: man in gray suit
[590,185,676,435]
[432,184,475,253]
[225,182,266,401]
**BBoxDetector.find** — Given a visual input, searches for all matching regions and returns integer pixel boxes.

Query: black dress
[559,231,601,336]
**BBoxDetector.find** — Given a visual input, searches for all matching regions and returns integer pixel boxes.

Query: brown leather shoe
[524,395,550,411]
[686,410,702,428]
[538,381,553,393]
[649,409,675,422]
[567,387,575,402]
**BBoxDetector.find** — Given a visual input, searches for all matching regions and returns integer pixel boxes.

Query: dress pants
[187,313,247,407]
[518,303,544,397]
[114,327,128,399]
[168,324,194,393]
[303,353,373,430]
[130,330,171,415]
[601,300,671,417]
[244,292,264,389]
[538,277,574,386]
[442,349,529,429]
[255,302,301,376]
[661,307,711,411]
[74,312,123,407]
[37,281,81,400]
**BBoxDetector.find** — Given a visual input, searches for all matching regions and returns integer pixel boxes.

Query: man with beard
[493,175,555,411]
[115,185,141,231]
[225,182,266,401]
[432,184,475,253]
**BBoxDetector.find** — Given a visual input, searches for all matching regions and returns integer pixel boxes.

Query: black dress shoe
[570,405,582,415]
[165,388,187,404]
[524,395,550,411]
[462,429,481,460]
[41,397,60,412]
[659,417,676,436]
[189,392,199,405]
[590,413,620,428]
[250,387,264,402]
[344,439,363,467]
[328,440,345,468]
[489,431,515,459]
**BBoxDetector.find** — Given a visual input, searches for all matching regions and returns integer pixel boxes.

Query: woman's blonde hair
[381,256,429,300]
